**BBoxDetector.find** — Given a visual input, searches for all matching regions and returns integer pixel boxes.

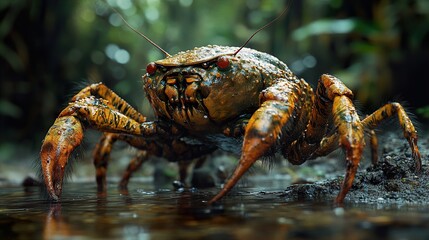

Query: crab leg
[84,83,150,191]
[40,84,157,200]
[208,80,312,204]
[118,151,150,189]
[310,134,339,158]
[93,131,217,192]
[93,133,117,192]
[362,103,422,171]
[369,130,379,165]
[316,102,423,171]
[309,130,378,165]
[294,74,365,204]
[286,74,339,164]
[208,101,292,204]
[93,133,155,192]
[72,83,146,123]
[331,94,365,203]
[288,75,421,204]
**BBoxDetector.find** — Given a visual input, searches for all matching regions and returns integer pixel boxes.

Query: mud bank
[280,132,429,205]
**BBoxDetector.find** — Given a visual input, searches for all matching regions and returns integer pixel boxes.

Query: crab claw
[40,116,84,200]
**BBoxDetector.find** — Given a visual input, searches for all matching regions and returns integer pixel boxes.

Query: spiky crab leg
[208,79,313,204]
[331,94,365,203]
[287,74,365,204]
[362,102,422,171]
[40,83,156,200]
[208,102,292,204]
[288,75,420,204]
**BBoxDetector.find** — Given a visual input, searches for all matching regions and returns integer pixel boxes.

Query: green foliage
[417,106,429,119]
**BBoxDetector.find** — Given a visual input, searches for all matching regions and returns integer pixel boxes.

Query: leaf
[292,18,357,41]
[0,100,22,118]
[292,17,380,41]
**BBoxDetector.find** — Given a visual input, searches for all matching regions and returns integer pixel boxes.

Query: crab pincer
[40,116,84,200]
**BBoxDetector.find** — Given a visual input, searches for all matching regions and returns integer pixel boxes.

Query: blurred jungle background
[0,0,428,181]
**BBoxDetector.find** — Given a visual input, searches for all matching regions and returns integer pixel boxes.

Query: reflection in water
[44,203,73,239]
[1,183,429,239]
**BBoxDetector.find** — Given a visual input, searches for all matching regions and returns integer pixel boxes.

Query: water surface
[1,181,429,240]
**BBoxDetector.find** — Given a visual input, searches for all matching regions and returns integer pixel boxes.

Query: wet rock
[21,176,40,187]
[365,170,384,184]
[366,155,407,179]
[282,181,338,201]
[384,182,400,192]
[172,180,185,190]
[191,169,216,188]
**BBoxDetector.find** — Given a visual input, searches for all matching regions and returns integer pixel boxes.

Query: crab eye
[146,62,157,75]
[216,56,230,70]
[201,62,209,69]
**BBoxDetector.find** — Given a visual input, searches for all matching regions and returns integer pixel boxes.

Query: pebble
[333,207,345,216]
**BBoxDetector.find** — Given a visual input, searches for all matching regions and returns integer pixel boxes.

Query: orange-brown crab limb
[93,133,153,192]
[40,83,155,200]
[362,102,422,171]
[332,95,365,203]
[209,75,369,204]
[208,101,293,204]
[208,79,307,204]
[41,116,83,200]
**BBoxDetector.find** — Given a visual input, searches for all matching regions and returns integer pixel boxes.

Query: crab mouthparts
[163,73,210,124]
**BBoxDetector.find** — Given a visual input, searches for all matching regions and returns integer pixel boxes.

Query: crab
[40,7,423,204]
[40,44,422,204]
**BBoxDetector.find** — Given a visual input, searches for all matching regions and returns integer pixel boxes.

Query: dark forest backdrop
[1,0,429,162]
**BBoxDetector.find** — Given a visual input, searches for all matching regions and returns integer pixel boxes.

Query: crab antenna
[234,0,293,56]
[111,8,172,58]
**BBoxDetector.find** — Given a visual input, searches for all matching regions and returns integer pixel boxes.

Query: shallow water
[1,181,429,240]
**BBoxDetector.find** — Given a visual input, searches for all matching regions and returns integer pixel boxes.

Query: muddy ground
[278,131,429,205]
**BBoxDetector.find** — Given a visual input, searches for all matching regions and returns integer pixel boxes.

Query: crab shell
[143,45,292,132]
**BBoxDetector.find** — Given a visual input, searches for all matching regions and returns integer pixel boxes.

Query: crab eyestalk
[40,116,84,200]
